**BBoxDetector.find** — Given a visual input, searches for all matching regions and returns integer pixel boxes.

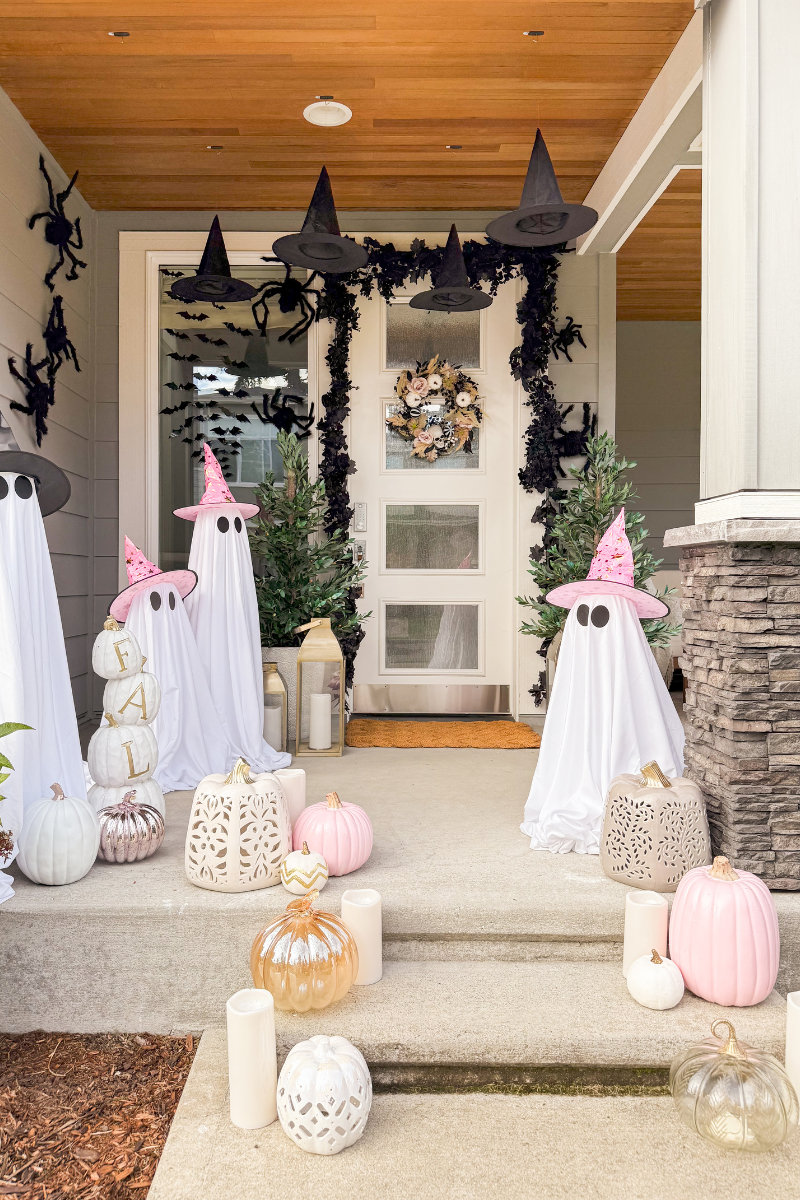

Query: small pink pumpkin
[669,856,779,1006]
[292,791,372,877]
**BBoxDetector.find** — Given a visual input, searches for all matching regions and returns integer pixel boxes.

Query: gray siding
[0,85,96,720]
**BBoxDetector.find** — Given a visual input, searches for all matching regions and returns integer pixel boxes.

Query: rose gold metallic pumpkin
[250,890,358,1012]
[97,789,165,863]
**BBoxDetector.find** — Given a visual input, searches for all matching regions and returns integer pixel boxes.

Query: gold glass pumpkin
[670,1020,799,1153]
[250,890,358,1013]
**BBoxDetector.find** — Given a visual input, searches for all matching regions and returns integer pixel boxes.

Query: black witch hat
[0,450,70,515]
[272,167,368,273]
[409,225,492,312]
[485,130,598,248]
[170,216,258,303]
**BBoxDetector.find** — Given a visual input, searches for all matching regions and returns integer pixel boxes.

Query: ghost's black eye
[150,591,162,611]
[169,591,176,610]
[591,605,609,628]
[14,476,33,499]
[217,516,229,533]
[0,477,7,501]
[577,604,589,626]
[234,516,242,533]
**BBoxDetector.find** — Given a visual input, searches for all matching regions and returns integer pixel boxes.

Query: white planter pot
[262,648,325,744]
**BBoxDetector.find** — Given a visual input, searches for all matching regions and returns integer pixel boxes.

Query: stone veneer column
[665,521,800,889]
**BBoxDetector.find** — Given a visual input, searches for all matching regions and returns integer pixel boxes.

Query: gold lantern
[262,662,287,753]
[295,618,345,757]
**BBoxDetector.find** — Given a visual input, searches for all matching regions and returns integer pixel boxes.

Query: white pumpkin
[92,617,143,681]
[88,713,158,788]
[16,783,100,886]
[627,949,685,1010]
[277,1035,372,1155]
[89,778,165,818]
[103,671,161,726]
[280,841,329,895]
[185,758,290,892]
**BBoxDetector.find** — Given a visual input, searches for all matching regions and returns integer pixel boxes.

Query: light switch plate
[353,502,367,532]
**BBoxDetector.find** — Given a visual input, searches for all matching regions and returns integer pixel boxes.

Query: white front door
[347,262,520,715]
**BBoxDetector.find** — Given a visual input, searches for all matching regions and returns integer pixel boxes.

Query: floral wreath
[386,355,481,462]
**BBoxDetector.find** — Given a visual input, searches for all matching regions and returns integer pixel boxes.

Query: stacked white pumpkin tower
[87,617,164,817]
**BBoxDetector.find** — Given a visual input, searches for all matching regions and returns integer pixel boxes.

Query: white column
[698,0,800,522]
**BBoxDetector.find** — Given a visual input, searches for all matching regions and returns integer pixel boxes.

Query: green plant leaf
[0,722,32,740]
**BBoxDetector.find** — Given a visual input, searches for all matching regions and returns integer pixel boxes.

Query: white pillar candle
[622,890,668,978]
[263,705,283,751]
[341,888,382,985]
[309,692,332,750]
[226,988,277,1129]
[274,767,306,827]
[786,992,800,1101]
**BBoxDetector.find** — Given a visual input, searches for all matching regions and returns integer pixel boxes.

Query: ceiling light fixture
[303,98,352,127]
[523,30,544,36]
[108,31,130,37]
[446,145,463,150]
[207,145,223,150]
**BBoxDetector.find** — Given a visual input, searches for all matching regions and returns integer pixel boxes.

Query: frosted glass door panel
[385,504,480,571]
[384,603,480,671]
[385,303,480,369]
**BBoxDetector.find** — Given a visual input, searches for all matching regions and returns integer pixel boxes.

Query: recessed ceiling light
[446,145,463,150]
[207,145,223,150]
[523,30,544,36]
[303,99,352,127]
[108,31,130,37]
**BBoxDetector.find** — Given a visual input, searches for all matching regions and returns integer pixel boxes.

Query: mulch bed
[0,1032,197,1199]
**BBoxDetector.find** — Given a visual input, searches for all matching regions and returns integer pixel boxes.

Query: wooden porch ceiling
[617,170,701,321]
[0,1,695,213]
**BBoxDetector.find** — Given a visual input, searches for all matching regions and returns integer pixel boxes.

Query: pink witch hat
[173,443,259,522]
[545,509,668,619]
[109,536,197,622]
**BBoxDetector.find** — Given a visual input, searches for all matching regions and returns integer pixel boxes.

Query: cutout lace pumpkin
[250,891,358,1012]
[185,758,290,892]
[277,1035,372,1155]
[600,760,711,891]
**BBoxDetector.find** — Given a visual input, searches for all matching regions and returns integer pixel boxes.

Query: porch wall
[0,85,96,720]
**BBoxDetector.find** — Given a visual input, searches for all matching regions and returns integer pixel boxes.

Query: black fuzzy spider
[551,317,587,363]
[8,345,55,445]
[251,388,315,438]
[44,296,80,374]
[29,155,87,292]
[252,265,323,343]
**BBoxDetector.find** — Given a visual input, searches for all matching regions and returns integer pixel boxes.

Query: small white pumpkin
[16,783,100,886]
[280,841,329,895]
[627,948,685,1010]
[92,617,143,681]
[89,778,165,818]
[103,670,161,726]
[88,713,158,788]
[277,1035,372,1155]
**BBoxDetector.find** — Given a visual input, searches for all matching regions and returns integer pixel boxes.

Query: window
[385,301,481,369]
[384,504,481,570]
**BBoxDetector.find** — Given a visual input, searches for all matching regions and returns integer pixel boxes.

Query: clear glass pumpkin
[670,1020,799,1152]
[250,890,358,1013]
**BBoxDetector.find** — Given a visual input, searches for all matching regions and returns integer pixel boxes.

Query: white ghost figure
[111,538,239,792]
[522,509,684,855]
[175,444,290,772]
[0,459,85,854]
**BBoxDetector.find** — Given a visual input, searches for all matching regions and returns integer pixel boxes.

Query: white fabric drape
[124,579,241,791]
[521,594,685,855]
[184,508,290,772]
[0,534,24,903]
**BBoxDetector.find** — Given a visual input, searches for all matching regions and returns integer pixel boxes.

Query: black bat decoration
[195,334,228,346]
[223,322,254,337]
[167,352,201,362]
[222,357,249,371]
[164,328,191,340]
[160,269,185,278]
[176,311,209,322]
[29,155,87,291]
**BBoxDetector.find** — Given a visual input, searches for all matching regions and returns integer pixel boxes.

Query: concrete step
[149,1029,800,1200]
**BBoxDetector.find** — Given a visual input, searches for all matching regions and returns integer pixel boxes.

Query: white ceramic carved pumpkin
[16,783,101,886]
[87,713,158,788]
[280,841,329,895]
[185,758,291,892]
[277,1035,372,1155]
[92,617,143,681]
[89,778,165,818]
[627,949,685,1010]
[103,671,161,726]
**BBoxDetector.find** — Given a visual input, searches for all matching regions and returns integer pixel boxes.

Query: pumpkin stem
[710,856,739,881]
[50,783,65,802]
[302,841,310,855]
[640,761,671,789]
[326,791,343,809]
[651,949,663,964]
[712,1020,747,1060]
[287,889,319,913]
[122,790,138,807]
[223,758,254,785]
[103,616,121,631]
[104,711,119,728]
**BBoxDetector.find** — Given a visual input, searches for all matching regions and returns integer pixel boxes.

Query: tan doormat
[345,719,541,749]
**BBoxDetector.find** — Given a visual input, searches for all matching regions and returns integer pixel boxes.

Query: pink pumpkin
[292,791,372,877]
[669,856,779,1006]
